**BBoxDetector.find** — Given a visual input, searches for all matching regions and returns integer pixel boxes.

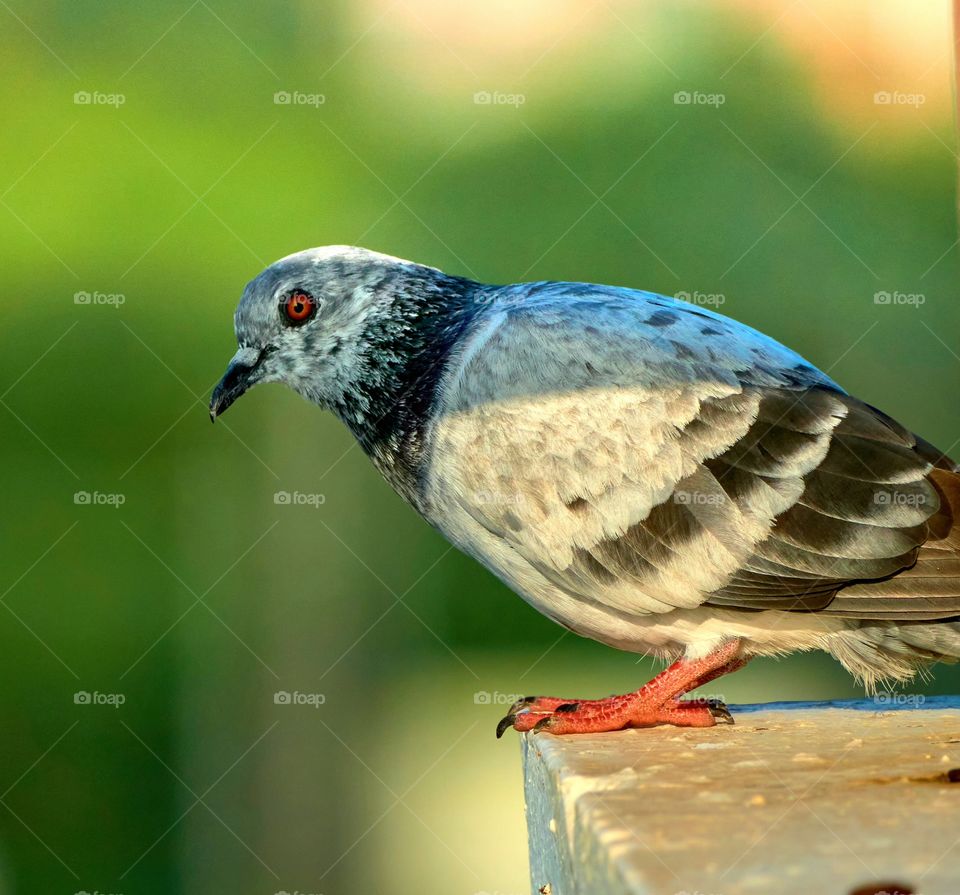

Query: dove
[210,246,960,736]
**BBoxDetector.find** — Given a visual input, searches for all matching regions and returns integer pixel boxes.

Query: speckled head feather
[211,246,481,499]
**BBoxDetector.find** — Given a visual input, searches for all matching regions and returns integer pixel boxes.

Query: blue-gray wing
[428,282,960,619]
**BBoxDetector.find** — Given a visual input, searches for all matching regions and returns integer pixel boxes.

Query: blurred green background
[1,1,958,893]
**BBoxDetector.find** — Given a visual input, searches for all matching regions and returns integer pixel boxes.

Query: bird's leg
[497,639,747,737]
[508,654,747,717]
[664,655,749,725]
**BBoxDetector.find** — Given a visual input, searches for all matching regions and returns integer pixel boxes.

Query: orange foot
[496,640,747,737]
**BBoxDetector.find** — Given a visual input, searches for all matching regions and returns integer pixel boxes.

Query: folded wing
[432,284,959,620]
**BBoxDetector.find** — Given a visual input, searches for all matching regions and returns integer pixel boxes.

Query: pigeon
[210,246,960,736]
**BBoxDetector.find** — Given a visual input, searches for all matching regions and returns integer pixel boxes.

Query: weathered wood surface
[523,697,960,895]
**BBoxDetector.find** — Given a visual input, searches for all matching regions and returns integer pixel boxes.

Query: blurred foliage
[0,1,958,893]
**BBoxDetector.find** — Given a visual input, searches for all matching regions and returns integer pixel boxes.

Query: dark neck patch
[330,272,484,505]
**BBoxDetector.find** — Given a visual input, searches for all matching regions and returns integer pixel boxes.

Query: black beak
[209,349,262,422]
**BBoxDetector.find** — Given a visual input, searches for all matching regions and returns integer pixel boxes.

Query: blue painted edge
[730,694,960,714]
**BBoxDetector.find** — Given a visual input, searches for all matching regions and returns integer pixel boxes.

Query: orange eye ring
[281,290,317,325]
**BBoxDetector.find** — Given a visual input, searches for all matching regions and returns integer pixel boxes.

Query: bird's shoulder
[445,280,837,411]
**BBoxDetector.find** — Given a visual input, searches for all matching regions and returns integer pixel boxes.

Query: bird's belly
[423,482,844,659]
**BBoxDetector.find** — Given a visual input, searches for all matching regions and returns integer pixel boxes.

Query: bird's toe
[705,699,735,725]
[507,696,537,715]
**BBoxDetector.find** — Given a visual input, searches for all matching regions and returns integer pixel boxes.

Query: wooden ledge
[522,697,960,895]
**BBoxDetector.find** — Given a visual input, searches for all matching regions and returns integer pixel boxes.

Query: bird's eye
[281,290,318,326]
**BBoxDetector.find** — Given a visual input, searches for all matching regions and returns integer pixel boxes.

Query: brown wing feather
[704,390,960,618]
[824,468,960,618]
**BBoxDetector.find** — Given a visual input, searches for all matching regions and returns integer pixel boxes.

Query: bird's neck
[330,272,485,506]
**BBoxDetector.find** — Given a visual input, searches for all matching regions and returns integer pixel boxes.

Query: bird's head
[211,246,430,420]
[209,246,478,433]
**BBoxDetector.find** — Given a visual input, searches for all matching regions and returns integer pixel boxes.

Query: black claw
[555,702,580,713]
[708,702,735,725]
[508,696,536,714]
[496,714,516,739]
[533,716,554,733]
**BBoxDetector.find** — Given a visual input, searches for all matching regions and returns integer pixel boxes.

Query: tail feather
[828,619,960,691]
